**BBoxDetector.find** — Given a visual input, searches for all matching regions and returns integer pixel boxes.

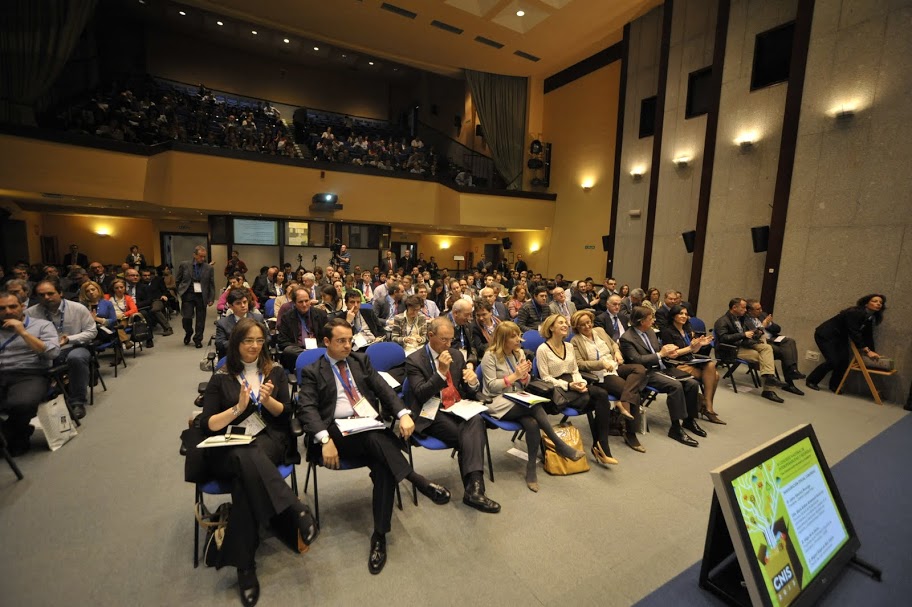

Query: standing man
[405,317,501,513]
[298,318,451,574]
[425,256,439,281]
[125,245,148,271]
[224,250,248,283]
[26,281,97,419]
[514,254,528,274]
[381,249,397,276]
[398,249,416,274]
[0,291,61,455]
[175,245,216,348]
[335,244,352,275]
[62,244,89,270]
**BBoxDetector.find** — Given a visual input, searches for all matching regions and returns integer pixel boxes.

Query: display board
[705,424,861,607]
[233,219,278,246]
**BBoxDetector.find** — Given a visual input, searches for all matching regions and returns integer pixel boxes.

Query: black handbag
[529,373,589,414]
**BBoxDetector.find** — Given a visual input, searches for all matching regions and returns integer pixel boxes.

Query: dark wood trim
[640,0,674,289]
[687,0,731,314]
[544,42,623,94]
[606,24,631,278]
[761,0,816,313]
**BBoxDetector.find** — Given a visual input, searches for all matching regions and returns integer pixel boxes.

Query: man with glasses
[277,286,328,371]
[405,317,500,514]
[26,280,97,419]
[596,294,631,342]
[175,245,216,348]
[744,299,805,395]
[0,291,61,455]
[88,262,114,295]
[298,318,451,574]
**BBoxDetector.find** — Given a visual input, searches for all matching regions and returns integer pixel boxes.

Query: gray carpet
[1,311,907,607]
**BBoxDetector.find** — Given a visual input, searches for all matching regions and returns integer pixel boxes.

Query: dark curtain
[0,0,97,126]
[465,69,528,190]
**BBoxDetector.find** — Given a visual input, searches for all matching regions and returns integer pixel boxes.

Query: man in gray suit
[548,286,577,321]
[175,245,216,348]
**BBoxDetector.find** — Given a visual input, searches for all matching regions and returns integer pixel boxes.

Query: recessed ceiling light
[516,10,525,17]
[342,54,347,58]
[368,61,374,65]
[179,10,186,16]
[313,46,319,51]
[393,68,398,71]
[216,20,223,26]
[251,30,257,35]
[283,38,290,43]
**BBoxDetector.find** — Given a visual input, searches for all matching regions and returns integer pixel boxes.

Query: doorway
[160,233,208,269]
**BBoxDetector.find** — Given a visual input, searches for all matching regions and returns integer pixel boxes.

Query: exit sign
[584,245,596,250]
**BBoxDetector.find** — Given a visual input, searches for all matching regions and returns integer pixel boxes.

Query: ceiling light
[179,10,186,16]
[216,20,223,26]
[251,30,258,35]
[313,46,319,51]
[368,61,374,65]
[283,38,290,43]
[342,54,347,58]
[516,10,525,17]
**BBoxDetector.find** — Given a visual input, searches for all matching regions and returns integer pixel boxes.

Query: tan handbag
[541,422,590,476]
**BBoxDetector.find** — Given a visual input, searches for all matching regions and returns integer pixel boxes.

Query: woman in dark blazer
[200,318,316,606]
[806,294,886,392]
[659,305,723,424]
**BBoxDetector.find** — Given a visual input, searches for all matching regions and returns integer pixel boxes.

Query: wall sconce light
[734,131,759,150]
[581,178,595,191]
[95,228,111,237]
[439,240,450,250]
[834,105,855,121]
[529,243,541,253]
[630,165,646,181]
[673,155,692,168]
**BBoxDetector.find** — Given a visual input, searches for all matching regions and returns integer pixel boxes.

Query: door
[0,220,28,267]
[161,233,208,268]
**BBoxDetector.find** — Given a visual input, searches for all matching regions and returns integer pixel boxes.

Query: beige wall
[775,0,912,401]
[614,7,665,287]
[542,62,622,281]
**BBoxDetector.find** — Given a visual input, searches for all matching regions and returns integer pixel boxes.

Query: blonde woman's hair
[489,321,522,360]
[570,309,595,333]
[539,313,562,339]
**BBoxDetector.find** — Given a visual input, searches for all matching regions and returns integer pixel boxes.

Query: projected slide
[234,219,278,245]
[732,437,849,606]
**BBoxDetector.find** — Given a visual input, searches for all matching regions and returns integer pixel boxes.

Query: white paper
[335,417,385,435]
[378,371,401,389]
[197,434,255,448]
[304,338,318,350]
[353,333,369,350]
[504,391,550,406]
[420,396,441,420]
[353,397,379,419]
[235,412,266,436]
[441,399,488,420]
[774,335,787,343]
[193,282,202,293]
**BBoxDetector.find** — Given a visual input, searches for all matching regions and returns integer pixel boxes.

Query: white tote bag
[35,396,78,451]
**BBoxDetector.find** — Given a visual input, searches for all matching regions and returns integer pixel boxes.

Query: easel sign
[700,424,879,607]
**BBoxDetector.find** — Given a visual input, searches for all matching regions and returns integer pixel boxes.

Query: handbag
[35,396,78,451]
[540,373,590,414]
[541,422,590,476]
[195,501,231,568]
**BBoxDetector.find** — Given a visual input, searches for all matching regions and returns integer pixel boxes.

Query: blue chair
[193,464,298,568]
[365,341,405,372]
[689,316,707,334]
[714,340,760,393]
[264,298,275,319]
[295,348,327,384]
[521,330,545,354]
[474,365,524,480]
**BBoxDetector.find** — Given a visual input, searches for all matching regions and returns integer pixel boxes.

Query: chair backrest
[365,341,406,372]
[360,303,373,312]
[522,330,545,353]
[265,298,275,318]
[689,316,707,334]
[295,348,327,383]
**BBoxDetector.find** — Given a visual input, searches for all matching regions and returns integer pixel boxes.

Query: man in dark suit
[446,299,478,364]
[596,294,631,342]
[374,281,404,326]
[88,261,114,295]
[215,289,265,358]
[124,269,157,348]
[514,254,528,274]
[62,244,89,270]
[174,245,216,348]
[654,290,680,331]
[714,298,785,403]
[138,268,174,337]
[569,281,593,311]
[277,286,329,370]
[405,317,500,514]
[298,318,451,574]
[619,306,704,447]
[251,266,270,304]
[398,250,416,274]
[745,299,805,395]
[479,287,508,321]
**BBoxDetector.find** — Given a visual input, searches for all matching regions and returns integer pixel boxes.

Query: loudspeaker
[475,124,484,137]
[502,238,512,250]
[454,115,461,128]
[682,230,696,253]
[601,235,611,252]
[751,226,770,253]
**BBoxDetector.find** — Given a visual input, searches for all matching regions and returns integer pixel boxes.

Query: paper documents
[197,434,256,448]
[336,417,385,436]
[442,400,488,420]
[503,391,550,406]
[378,371,401,389]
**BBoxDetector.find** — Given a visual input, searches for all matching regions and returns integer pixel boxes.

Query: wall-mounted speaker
[454,115,461,128]
[475,124,484,137]
[502,237,512,250]
[601,235,611,252]
[682,230,697,253]
[751,225,770,253]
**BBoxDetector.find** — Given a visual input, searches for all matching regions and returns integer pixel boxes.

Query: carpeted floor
[1,309,908,606]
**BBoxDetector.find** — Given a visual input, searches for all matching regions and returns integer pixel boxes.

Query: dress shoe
[805,381,820,391]
[683,419,707,437]
[782,384,805,396]
[295,503,319,550]
[762,375,783,388]
[526,481,540,493]
[668,426,699,447]
[700,408,726,425]
[162,328,174,336]
[145,340,154,348]
[418,482,451,505]
[195,342,204,349]
[368,535,387,575]
[614,402,635,421]
[591,443,619,466]
[71,404,87,420]
[237,567,259,606]
[788,369,806,380]
[184,334,192,345]
[624,433,646,453]
[761,390,785,403]
[462,480,501,513]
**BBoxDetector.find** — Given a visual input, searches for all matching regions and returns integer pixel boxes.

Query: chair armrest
[291,417,304,437]
[197,382,209,395]
[580,371,600,384]
[48,363,69,375]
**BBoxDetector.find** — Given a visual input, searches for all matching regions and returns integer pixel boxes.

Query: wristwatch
[320,435,330,445]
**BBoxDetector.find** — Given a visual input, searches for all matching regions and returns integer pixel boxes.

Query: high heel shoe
[591,443,619,466]
[526,481,540,492]
[700,407,726,425]
[614,402,635,421]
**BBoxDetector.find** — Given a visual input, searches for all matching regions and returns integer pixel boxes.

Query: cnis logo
[773,564,794,591]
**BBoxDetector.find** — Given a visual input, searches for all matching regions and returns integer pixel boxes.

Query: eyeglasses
[241,338,267,346]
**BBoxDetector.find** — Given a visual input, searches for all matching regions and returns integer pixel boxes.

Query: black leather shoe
[184,334,191,345]
[805,381,820,391]
[418,482,451,505]
[462,480,501,513]
[195,342,203,349]
[782,384,805,396]
[761,390,785,403]
[762,375,783,388]
[71,405,87,420]
[668,426,698,447]
[683,419,707,437]
[295,504,319,547]
[237,567,259,606]
[368,535,387,575]
[788,369,806,380]
[145,340,154,348]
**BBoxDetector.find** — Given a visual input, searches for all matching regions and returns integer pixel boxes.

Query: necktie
[640,332,665,369]
[612,315,619,339]
[441,369,460,409]
[337,360,360,407]
[561,303,569,318]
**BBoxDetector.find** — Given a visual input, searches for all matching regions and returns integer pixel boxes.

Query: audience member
[714,298,784,403]
[175,245,216,348]
[215,289,265,359]
[744,299,805,396]
[126,245,148,271]
[389,295,427,353]
[660,305,723,424]
[277,286,329,370]
[516,286,550,333]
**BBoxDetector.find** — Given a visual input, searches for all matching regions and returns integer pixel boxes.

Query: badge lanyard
[329,357,361,408]
[239,370,265,413]
[0,317,27,353]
